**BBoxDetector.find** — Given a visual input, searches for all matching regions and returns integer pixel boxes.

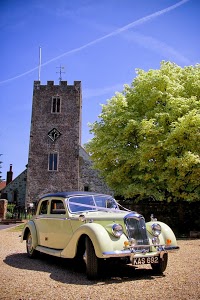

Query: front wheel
[151,253,168,274]
[85,237,100,280]
[26,231,38,258]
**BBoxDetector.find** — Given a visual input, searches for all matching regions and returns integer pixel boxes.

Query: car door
[48,198,74,249]
[35,197,73,249]
[34,198,51,247]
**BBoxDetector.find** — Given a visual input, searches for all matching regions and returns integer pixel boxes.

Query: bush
[7,204,15,214]
[6,211,12,219]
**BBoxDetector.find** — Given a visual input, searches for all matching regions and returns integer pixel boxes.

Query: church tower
[26,80,82,204]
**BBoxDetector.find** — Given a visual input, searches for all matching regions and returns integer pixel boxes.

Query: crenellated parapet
[33,80,81,90]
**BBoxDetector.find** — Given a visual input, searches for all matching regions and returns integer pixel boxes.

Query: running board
[36,246,62,257]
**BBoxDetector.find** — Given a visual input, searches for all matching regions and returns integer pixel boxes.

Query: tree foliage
[86,62,200,202]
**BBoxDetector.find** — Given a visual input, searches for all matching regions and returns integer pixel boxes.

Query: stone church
[1,80,111,208]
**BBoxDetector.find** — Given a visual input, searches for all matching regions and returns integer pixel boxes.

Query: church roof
[0,181,6,191]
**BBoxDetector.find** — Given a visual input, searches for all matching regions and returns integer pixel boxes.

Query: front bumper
[102,245,180,258]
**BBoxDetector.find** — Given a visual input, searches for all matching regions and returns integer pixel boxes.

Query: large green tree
[86,62,200,202]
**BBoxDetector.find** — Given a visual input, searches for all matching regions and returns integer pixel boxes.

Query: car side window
[50,199,66,214]
[39,200,49,215]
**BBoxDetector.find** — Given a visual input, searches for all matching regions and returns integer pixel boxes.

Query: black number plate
[133,256,159,265]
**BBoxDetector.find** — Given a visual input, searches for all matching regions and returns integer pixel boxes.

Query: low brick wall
[119,199,200,237]
[0,199,8,220]
[0,219,22,224]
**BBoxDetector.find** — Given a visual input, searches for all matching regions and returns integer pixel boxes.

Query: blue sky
[0,0,199,180]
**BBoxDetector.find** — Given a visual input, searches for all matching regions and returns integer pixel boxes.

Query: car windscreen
[68,195,119,213]
[94,195,118,209]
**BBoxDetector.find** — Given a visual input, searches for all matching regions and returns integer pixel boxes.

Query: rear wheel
[151,253,168,274]
[85,237,100,280]
[26,231,38,258]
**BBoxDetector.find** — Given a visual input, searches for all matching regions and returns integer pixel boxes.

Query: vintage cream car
[21,191,179,279]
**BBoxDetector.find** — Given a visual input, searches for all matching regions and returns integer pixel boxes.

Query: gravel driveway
[0,228,199,300]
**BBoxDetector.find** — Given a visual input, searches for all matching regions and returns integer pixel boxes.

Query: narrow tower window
[84,185,89,191]
[48,153,58,171]
[51,97,61,113]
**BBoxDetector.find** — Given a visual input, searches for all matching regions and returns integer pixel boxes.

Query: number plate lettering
[133,256,159,265]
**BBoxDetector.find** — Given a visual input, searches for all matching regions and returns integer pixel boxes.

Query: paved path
[0,223,18,230]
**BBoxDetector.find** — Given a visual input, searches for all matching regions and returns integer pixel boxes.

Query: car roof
[40,191,112,200]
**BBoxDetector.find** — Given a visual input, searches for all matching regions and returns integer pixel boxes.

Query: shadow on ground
[4,252,164,285]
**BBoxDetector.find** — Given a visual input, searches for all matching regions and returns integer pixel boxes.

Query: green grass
[9,223,26,232]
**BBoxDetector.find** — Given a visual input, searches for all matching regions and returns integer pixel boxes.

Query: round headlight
[152,223,161,236]
[112,224,123,237]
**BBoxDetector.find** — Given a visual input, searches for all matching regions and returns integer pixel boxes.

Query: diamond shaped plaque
[48,128,61,142]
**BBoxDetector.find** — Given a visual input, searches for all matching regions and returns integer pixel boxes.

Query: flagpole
[38,47,42,81]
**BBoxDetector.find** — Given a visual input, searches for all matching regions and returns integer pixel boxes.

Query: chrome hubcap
[27,234,33,253]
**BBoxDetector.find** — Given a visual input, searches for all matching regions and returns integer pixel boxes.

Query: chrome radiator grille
[124,215,149,247]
